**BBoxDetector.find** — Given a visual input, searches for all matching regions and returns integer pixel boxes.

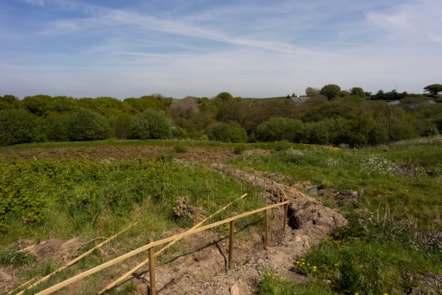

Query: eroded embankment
[210,163,348,238]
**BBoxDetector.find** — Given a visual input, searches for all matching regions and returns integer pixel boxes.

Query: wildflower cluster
[359,154,397,175]
[293,258,318,276]
[324,157,341,168]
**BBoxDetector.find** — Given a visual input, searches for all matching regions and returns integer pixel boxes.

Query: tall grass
[228,141,442,230]
[243,139,442,294]
[0,156,264,244]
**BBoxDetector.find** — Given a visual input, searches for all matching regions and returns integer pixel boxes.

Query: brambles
[0,250,36,267]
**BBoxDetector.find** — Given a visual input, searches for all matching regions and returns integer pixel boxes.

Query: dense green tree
[206,122,248,143]
[243,100,297,132]
[123,95,168,113]
[215,91,236,102]
[43,112,71,142]
[67,109,111,141]
[22,94,53,116]
[305,87,320,97]
[351,87,366,98]
[0,95,19,110]
[0,109,42,146]
[414,120,439,137]
[433,114,442,133]
[424,83,442,96]
[371,89,407,100]
[130,109,173,139]
[112,113,132,139]
[50,96,77,113]
[255,117,303,142]
[320,84,341,100]
[307,121,329,144]
[216,100,248,125]
[77,97,130,117]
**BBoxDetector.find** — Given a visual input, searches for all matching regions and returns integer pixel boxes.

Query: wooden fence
[33,199,288,295]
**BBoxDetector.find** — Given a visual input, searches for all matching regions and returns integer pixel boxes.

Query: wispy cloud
[2,0,442,98]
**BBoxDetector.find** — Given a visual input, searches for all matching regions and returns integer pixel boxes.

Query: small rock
[230,283,241,295]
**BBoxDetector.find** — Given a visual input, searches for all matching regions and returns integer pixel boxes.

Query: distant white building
[289,95,310,104]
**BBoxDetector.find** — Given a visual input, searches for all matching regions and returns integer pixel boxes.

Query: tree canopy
[320,84,341,100]
[424,84,442,96]
[0,87,440,147]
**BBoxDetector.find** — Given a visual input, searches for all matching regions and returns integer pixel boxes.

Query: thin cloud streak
[1,0,441,98]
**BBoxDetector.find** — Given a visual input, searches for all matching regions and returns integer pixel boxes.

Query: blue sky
[1,0,441,99]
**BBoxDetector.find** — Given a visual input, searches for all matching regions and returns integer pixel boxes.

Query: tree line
[1,84,441,147]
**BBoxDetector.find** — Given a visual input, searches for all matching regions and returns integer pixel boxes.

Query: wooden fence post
[264,209,269,249]
[283,203,288,233]
[148,238,156,295]
[228,221,235,269]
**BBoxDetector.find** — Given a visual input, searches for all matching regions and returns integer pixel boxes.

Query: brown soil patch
[0,145,244,163]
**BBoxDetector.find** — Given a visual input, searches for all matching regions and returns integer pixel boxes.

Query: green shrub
[256,273,297,295]
[67,108,111,141]
[233,144,246,154]
[0,250,36,267]
[43,112,71,142]
[206,122,248,143]
[130,109,173,139]
[174,143,188,153]
[255,117,303,142]
[0,109,42,146]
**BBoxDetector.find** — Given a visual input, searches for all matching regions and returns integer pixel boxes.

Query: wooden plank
[98,193,248,294]
[14,221,138,295]
[37,200,288,295]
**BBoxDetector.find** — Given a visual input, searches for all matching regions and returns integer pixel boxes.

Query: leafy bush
[0,160,47,231]
[320,84,341,100]
[0,109,42,146]
[255,117,303,142]
[67,108,111,141]
[174,143,188,153]
[43,112,71,142]
[112,113,132,139]
[206,122,248,143]
[130,109,173,139]
[0,250,36,267]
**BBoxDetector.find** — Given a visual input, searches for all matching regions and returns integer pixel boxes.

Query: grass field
[0,137,441,294]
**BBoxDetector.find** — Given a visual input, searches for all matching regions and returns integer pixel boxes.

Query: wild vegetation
[1,84,441,148]
[228,138,442,294]
[0,84,441,294]
[0,136,441,294]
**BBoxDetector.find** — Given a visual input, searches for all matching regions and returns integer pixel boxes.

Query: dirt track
[0,145,247,163]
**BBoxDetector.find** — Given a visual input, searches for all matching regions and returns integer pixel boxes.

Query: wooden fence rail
[36,200,289,295]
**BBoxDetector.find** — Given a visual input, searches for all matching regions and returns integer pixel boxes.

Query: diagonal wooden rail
[36,200,288,295]
[98,193,248,294]
[11,221,139,295]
